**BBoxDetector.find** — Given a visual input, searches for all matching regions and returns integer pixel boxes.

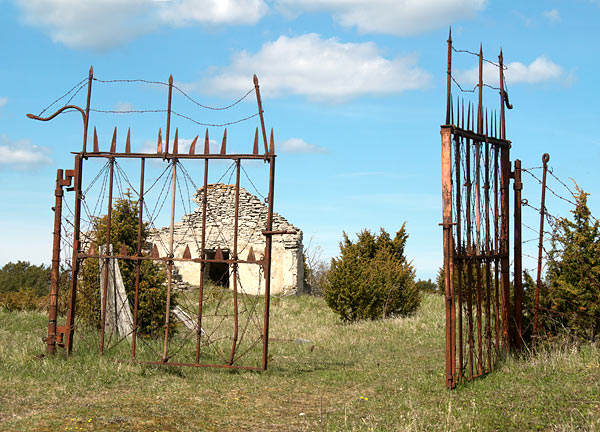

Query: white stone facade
[149,183,304,296]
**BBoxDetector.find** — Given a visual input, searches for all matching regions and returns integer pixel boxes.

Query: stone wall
[149,183,304,296]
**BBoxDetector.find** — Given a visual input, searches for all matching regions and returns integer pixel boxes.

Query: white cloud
[15,0,269,51]
[0,97,7,108]
[115,101,136,112]
[275,0,487,35]
[454,56,563,87]
[157,0,268,26]
[278,138,327,154]
[543,9,561,23]
[200,34,431,102]
[0,135,53,170]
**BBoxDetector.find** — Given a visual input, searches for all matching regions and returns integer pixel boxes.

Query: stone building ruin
[150,183,305,296]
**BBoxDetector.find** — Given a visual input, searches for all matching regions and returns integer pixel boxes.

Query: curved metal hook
[27,104,87,125]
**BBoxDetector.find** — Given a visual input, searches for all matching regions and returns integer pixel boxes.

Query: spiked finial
[125,128,131,153]
[119,244,128,257]
[204,129,210,154]
[182,244,191,259]
[215,246,224,261]
[110,126,117,153]
[173,128,179,154]
[157,128,163,153]
[169,74,173,85]
[448,26,452,43]
[467,103,471,131]
[93,127,99,152]
[253,127,259,155]
[247,247,256,262]
[253,74,259,86]
[89,66,94,78]
[220,129,227,155]
[151,244,160,258]
[269,128,274,154]
[461,98,465,130]
[189,135,198,155]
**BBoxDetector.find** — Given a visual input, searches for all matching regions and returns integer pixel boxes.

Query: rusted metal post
[454,131,463,382]
[533,153,550,348]
[165,75,173,156]
[229,159,242,365]
[465,104,474,380]
[261,130,276,371]
[65,67,93,354]
[499,51,512,352]
[484,118,492,370]
[446,28,452,125]
[441,123,455,388]
[513,159,523,349]
[162,158,177,362]
[254,75,269,154]
[100,158,115,354]
[195,131,210,363]
[132,158,145,360]
[48,169,65,356]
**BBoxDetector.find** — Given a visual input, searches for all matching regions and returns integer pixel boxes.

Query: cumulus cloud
[278,138,327,154]
[199,34,431,102]
[0,97,7,108]
[275,0,487,35]
[0,135,53,170]
[454,56,563,87]
[543,9,561,23]
[14,0,269,50]
[139,136,218,154]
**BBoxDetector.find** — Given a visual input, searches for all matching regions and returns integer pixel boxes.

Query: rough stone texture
[149,183,304,296]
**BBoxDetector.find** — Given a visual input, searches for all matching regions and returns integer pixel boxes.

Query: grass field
[1,294,599,431]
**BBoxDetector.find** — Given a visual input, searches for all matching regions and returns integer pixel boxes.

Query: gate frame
[31,67,282,371]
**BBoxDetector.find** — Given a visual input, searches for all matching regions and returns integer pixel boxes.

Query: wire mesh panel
[441,33,521,389]
[35,69,283,371]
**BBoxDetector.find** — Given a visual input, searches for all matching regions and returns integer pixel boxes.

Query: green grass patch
[0,294,598,431]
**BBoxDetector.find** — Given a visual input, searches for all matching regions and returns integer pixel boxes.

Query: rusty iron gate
[32,67,288,370]
[441,32,523,389]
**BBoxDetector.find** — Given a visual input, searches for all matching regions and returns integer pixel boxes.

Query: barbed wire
[38,77,88,116]
[171,110,260,128]
[452,46,508,70]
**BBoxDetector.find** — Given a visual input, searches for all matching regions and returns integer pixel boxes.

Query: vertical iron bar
[513,159,523,350]
[465,105,474,380]
[162,158,177,362]
[446,29,452,125]
[165,75,173,157]
[254,75,269,154]
[48,169,64,356]
[454,133,463,382]
[262,132,276,371]
[100,158,115,354]
[484,132,492,370]
[65,66,93,353]
[493,144,501,353]
[499,51,512,351]
[533,154,550,348]
[229,160,242,365]
[132,158,145,360]
[441,125,455,388]
[195,143,210,362]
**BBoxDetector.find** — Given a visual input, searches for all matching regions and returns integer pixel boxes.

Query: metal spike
[151,244,160,258]
[215,246,224,261]
[125,128,131,153]
[461,98,465,130]
[253,74,259,86]
[467,102,471,131]
[485,108,489,136]
[110,127,117,153]
[173,128,179,154]
[220,129,227,155]
[93,127,99,152]
[269,128,275,154]
[119,244,128,256]
[450,96,454,125]
[88,243,96,256]
[247,246,256,262]
[253,127,259,155]
[157,128,163,153]
[204,129,210,155]
[189,135,198,155]
[182,244,191,259]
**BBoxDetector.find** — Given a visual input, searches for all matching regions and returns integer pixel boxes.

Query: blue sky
[0,0,598,281]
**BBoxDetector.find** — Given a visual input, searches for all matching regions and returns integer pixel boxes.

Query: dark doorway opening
[206,250,230,287]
